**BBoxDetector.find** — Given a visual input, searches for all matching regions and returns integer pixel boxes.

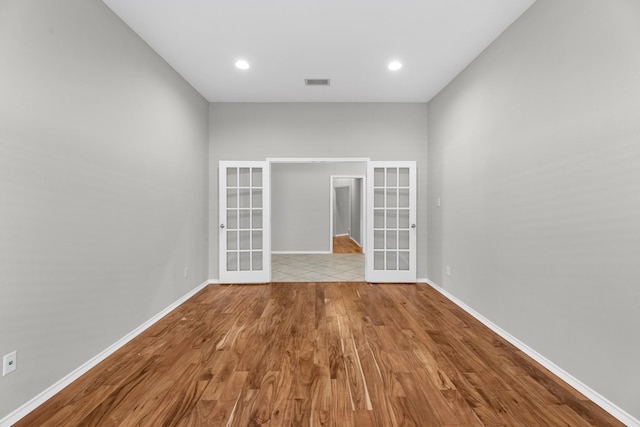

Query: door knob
[220,224,225,229]
[411,224,416,229]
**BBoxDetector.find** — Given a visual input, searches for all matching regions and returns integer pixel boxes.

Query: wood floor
[15,283,622,427]
[332,235,362,254]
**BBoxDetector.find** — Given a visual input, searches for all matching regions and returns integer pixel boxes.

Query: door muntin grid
[225,166,264,272]
[373,167,411,271]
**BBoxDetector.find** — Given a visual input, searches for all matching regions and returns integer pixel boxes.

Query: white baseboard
[271,251,331,255]
[419,278,640,427]
[0,280,211,427]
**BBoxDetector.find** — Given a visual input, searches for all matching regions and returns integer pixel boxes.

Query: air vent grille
[305,79,331,86]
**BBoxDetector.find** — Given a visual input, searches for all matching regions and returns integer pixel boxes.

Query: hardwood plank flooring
[332,236,362,254]
[15,283,623,427]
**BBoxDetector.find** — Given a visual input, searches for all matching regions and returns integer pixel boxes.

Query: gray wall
[209,103,428,278]
[334,185,351,237]
[428,0,640,419]
[271,164,365,252]
[0,0,209,420]
[350,178,363,246]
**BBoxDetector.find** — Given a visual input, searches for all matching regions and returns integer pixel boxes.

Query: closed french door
[219,161,270,283]
[365,161,417,283]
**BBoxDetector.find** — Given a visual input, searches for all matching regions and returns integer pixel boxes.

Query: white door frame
[329,175,366,253]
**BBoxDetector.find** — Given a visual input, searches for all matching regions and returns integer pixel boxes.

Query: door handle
[411,224,416,229]
[220,224,225,229]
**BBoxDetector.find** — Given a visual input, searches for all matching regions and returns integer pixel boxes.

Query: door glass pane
[374,251,384,270]
[386,168,397,187]
[374,168,385,187]
[252,189,262,208]
[239,231,251,250]
[386,251,397,270]
[399,189,409,208]
[252,210,262,229]
[227,231,238,250]
[252,168,262,187]
[374,209,384,228]
[227,189,238,208]
[399,252,410,270]
[227,210,237,229]
[399,210,410,228]
[386,189,397,208]
[227,252,237,271]
[374,189,384,208]
[386,210,397,228]
[399,168,409,187]
[239,252,251,271]
[374,230,384,249]
[227,168,238,187]
[239,168,250,187]
[239,210,250,229]
[252,251,263,270]
[399,231,410,250]
[386,231,397,249]
[239,189,250,208]
[252,230,263,249]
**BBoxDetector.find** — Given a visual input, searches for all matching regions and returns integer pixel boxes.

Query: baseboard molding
[271,251,331,255]
[349,236,363,248]
[420,278,640,427]
[0,280,211,427]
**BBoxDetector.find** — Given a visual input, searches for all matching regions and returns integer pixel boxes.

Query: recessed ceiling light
[388,60,403,71]
[235,59,250,70]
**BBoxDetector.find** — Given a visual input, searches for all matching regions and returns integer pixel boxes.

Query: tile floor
[272,253,365,282]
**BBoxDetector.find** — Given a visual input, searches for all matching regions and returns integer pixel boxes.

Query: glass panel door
[366,161,416,283]
[219,161,270,283]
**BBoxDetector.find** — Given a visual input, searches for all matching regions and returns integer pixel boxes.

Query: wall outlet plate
[3,351,17,376]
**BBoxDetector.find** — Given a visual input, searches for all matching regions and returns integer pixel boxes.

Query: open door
[219,161,270,283]
[366,161,417,283]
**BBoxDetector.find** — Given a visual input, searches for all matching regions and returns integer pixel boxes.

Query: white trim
[420,278,640,427]
[334,233,349,237]
[267,157,370,164]
[0,281,211,427]
[350,236,363,249]
[271,251,331,255]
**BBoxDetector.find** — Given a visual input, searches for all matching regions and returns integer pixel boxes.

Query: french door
[365,161,417,283]
[219,161,270,283]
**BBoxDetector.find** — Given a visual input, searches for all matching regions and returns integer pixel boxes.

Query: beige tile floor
[272,253,365,282]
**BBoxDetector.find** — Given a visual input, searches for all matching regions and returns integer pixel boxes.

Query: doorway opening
[218,158,417,283]
[269,159,367,282]
[330,176,364,254]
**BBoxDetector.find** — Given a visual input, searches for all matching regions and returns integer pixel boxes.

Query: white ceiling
[102,0,536,102]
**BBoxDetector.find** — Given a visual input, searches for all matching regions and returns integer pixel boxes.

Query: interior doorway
[270,159,367,282]
[330,175,364,254]
[219,158,417,283]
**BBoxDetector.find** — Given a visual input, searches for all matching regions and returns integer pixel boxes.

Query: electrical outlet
[3,351,17,376]
[184,267,189,279]
[446,265,451,276]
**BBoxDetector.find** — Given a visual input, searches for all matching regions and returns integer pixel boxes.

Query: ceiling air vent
[305,78,330,86]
